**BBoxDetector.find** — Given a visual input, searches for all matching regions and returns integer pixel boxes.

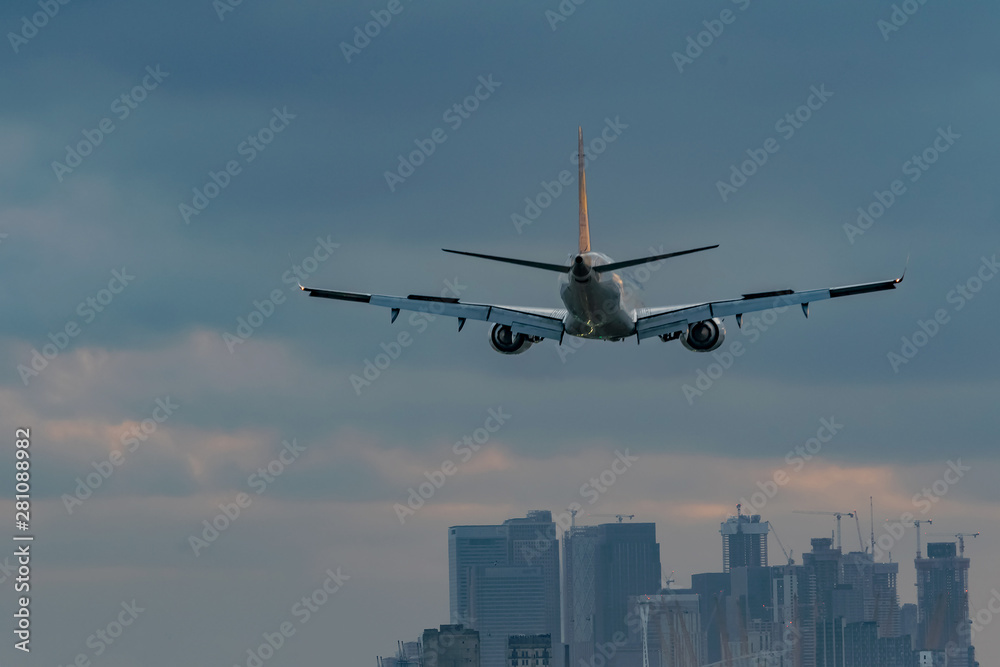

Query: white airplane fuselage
[560,251,643,340]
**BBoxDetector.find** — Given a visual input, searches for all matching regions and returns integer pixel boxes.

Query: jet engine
[680,318,725,352]
[489,323,534,355]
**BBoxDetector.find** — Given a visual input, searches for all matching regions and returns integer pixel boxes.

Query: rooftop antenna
[870,497,875,555]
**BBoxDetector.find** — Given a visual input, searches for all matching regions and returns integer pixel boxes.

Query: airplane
[301,128,903,355]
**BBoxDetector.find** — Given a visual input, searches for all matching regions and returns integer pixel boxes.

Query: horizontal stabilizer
[442,248,570,273]
[593,244,719,273]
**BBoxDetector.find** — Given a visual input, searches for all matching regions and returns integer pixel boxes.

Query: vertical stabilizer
[578,127,591,253]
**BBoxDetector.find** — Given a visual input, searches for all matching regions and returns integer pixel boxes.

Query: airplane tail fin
[578,127,591,254]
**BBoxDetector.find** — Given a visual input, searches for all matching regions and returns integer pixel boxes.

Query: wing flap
[302,285,566,341]
[635,274,902,341]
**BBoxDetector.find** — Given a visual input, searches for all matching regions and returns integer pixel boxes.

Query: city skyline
[383,507,984,666]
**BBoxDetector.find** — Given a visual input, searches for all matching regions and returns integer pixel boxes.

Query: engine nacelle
[489,323,534,355]
[681,318,725,352]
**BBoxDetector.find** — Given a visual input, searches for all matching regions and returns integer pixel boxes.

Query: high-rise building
[815,617,845,667]
[471,566,548,667]
[720,513,769,572]
[449,512,561,667]
[504,511,561,640]
[841,621,913,667]
[901,603,918,645]
[916,541,971,667]
[730,565,773,624]
[594,522,662,645]
[449,525,508,627]
[423,624,480,667]
[839,551,902,638]
[872,561,902,638]
[691,572,731,665]
[627,593,703,667]
[562,525,598,667]
[802,537,842,622]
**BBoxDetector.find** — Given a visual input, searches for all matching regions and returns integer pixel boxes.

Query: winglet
[578,127,591,254]
[895,252,909,284]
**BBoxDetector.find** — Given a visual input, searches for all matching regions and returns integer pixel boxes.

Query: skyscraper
[449,512,561,667]
[628,593,704,666]
[593,522,662,645]
[471,566,548,667]
[691,572,732,665]
[916,541,972,667]
[504,511,561,639]
[802,537,841,623]
[720,513,769,572]
[872,561,902,637]
[449,525,508,627]
[562,525,598,667]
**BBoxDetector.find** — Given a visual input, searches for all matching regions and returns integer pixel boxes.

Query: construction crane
[912,519,932,559]
[770,523,795,565]
[928,531,979,558]
[638,597,651,667]
[852,510,866,553]
[793,510,856,550]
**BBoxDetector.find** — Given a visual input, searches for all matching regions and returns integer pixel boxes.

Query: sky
[1,0,998,665]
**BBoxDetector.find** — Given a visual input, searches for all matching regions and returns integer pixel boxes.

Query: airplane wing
[634,272,904,341]
[300,285,567,342]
